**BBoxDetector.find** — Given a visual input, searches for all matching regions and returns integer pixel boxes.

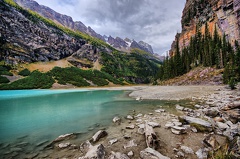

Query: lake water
[0,89,190,157]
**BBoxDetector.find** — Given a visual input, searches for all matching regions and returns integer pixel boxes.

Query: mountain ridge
[13,0,155,54]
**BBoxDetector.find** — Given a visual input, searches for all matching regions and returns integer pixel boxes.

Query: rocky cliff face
[0,1,108,66]
[13,0,105,41]
[170,0,240,56]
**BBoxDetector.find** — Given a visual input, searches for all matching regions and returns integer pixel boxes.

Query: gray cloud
[35,0,185,55]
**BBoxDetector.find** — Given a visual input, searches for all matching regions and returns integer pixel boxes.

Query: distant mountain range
[14,0,154,54]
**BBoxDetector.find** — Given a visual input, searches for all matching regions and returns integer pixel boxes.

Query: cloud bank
[35,0,186,54]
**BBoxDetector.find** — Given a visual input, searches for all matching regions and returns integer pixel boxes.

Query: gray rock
[148,122,160,128]
[109,139,118,145]
[216,122,230,131]
[80,144,105,159]
[138,124,145,129]
[205,108,219,117]
[195,148,208,159]
[173,121,183,127]
[126,115,134,120]
[91,130,108,143]
[191,127,198,133]
[58,142,71,149]
[123,140,137,149]
[180,146,194,154]
[136,114,143,118]
[177,151,185,157]
[53,133,76,142]
[195,105,202,109]
[127,151,134,157]
[140,147,170,159]
[183,116,212,128]
[108,151,130,159]
[113,116,121,123]
[136,119,143,123]
[165,122,174,128]
[126,125,135,129]
[155,109,165,113]
[176,105,184,111]
[138,128,145,134]
[171,126,186,135]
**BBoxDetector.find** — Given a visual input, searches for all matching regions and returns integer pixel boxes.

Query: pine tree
[222,34,228,67]
[235,40,240,80]
[175,36,183,76]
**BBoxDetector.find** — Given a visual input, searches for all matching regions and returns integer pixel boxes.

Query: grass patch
[190,123,209,132]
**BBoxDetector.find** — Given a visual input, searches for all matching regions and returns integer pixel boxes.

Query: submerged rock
[140,147,170,159]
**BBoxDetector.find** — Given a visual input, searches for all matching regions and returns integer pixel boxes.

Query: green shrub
[50,67,90,87]
[18,68,31,76]
[0,76,10,84]
[0,70,13,76]
[0,70,54,90]
[228,77,237,90]
[190,123,209,132]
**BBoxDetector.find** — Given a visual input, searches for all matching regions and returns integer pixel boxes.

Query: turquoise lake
[0,89,186,155]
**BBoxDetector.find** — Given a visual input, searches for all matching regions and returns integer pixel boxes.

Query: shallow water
[0,89,193,157]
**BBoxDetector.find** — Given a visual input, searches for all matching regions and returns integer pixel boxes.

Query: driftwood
[145,122,159,149]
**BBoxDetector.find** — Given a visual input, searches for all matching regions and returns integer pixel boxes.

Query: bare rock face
[14,0,105,41]
[0,1,110,65]
[170,0,240,56]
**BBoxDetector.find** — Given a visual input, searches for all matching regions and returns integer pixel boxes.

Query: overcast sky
[34,0,186,55]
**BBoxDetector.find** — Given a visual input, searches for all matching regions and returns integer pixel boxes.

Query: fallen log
[145,122,159,149]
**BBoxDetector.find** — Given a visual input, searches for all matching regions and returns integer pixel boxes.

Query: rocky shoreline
[1,85,239,159]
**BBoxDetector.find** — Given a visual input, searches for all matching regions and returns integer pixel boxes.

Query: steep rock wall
[170,0,240,56]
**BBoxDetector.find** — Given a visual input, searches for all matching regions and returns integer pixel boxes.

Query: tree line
[157,23,240,86]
